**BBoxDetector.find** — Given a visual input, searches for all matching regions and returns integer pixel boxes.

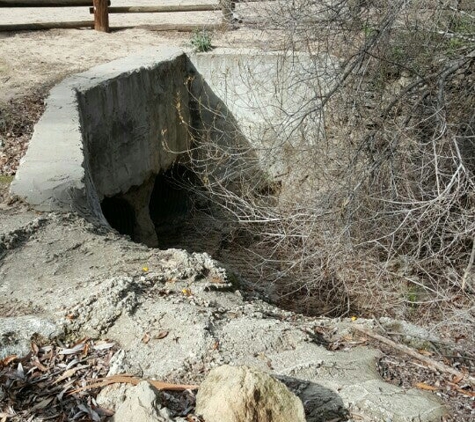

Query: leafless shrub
[178,0,475,336]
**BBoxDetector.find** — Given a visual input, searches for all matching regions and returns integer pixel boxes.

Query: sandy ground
[0,1,271,105]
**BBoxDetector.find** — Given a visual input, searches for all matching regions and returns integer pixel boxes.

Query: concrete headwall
[78,52,190,199]
[11,48,336,239]
[188,49,337,182]
[11,48,190,234]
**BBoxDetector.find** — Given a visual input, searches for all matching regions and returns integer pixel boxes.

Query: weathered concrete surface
[188,49,338,181]
[11,47,190,227]
[77,51,190,200]
[0,315,61,359]
[11,48,336,228]
[0,211,446,422]
[188,49,336,140]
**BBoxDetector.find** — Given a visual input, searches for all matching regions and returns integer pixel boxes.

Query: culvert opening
[99,165,213,249]
[149,165,211,250]
[100,196,136,239]
[150,166,193,232]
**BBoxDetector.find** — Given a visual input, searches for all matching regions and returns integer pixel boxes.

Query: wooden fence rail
[0,0,237,32]
[0,20,93,30]
[92,4,219,14]
[0,0,95,6]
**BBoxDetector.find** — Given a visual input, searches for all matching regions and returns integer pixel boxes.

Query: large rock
[195,365,306,422]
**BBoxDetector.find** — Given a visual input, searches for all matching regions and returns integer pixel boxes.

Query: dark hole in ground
[148,165,247,257]
[100,196,136,239]
[149,165,195,249]
[99,165,347,318]
[99,165,211,248]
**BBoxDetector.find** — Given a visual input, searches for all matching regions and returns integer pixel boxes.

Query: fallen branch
[353,325,475,387]
[71,374,199,394]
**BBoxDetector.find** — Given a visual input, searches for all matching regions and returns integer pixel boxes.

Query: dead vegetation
[182,0,475,352]
[0,338,200,421]
[0,339,118,421]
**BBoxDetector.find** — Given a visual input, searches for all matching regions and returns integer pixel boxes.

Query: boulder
[195,365,306,422]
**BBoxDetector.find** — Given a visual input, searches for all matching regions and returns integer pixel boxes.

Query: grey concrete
[0,212,447,421]
[1,49,451,421]
[11,47,190,226]
[188,49,338,182]
[11,48,337,229]
[0,315,62,359]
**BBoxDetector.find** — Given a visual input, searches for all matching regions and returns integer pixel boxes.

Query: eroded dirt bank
[0,209,447,421]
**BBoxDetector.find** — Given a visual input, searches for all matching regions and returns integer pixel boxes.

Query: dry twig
[353,325,475,387]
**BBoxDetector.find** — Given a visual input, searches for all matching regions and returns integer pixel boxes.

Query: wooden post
[220,0,233,25]
[93,0,109,32]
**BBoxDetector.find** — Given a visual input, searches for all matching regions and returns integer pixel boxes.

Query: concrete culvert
[9,46,334,279]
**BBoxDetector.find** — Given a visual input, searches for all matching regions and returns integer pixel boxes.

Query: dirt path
[0,2,269,105]
[0,4,270,176]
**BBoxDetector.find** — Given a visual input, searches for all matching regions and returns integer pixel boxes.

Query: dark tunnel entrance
[98,165,256,288]
[99,165,206,249]
[149,165,202,249]
[98,164,274,311]
[150,166,192,230]
[101,196,136,240]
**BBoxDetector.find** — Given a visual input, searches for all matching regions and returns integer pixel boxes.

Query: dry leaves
[377,347,475,420]
[155,330,169,340]
[0,93,45,176]
[142,332,151,344]
[0,339,117,421]
[0,338,201,421]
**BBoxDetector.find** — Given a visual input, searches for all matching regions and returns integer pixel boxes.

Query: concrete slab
[11,47,189,225]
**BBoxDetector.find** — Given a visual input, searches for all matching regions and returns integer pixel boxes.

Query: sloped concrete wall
[11,48,336,235]
[11,47,190,227]
[78,52,190,199]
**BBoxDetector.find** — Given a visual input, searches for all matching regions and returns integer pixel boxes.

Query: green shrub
[190,30,213,53]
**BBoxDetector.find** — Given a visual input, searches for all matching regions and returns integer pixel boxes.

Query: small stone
[195,365,306,422]
[96,383,130,412]
[112,381,172,422]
